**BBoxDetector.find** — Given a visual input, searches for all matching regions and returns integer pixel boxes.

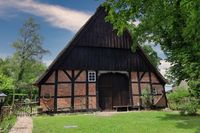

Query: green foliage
[0,57,17,79]
[12,17,48,83]
[0,17,47,105]
[11,17,48,105]
[0,74,14,92]
[188,80,200,103]
[178,97,199,116]
[167,87,189,110]
[141,87,153,108]
[142,44,161,68]
[167,87,190,105]
[0,114,17,133]
[13,17,48,62]
[0,57,46,104]
[103,0,200,90]
[167,87,199,115]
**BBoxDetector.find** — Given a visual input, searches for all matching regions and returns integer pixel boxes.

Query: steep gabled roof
[35,6,167,85]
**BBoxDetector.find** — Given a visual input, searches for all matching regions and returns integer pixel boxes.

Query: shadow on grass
[158,113,200,133]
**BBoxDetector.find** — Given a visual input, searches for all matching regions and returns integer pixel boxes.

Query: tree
[142,44,161,68]
[13,17,48,82]
[0,74,14,95]
[103,0,200,100]
[11,17,48,105]
[0,57,46,104]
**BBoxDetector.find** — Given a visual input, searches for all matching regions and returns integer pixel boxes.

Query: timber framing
[54,70,58,112]
[129,71,133,106]
[36,6,167,113]
[86,70,89,110]
[136,54,142,108]
[71,70,75,111]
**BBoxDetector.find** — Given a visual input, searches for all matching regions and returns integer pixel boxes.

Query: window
[88,71,96,82]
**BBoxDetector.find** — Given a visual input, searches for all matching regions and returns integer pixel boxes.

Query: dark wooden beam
[43,83,55,85]
[86,70,89,110]
[148,68,154,104]
[74,70,83,81]
[131,81,150,84]
[54,70,58,113]
[132,94,162,96]
[63,70,73,81]
[139,72,146,81]
[128,71,133,106]
[57,81,87,84]
[162,84,168,107]
[136,55,142,109]
[38,85,41,105]
[39,95,97,99]
[71,70,75,112]
[152,83,163,85]
[95,70,100,110]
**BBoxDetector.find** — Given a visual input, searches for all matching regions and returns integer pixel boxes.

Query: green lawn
[0,114,17,133]
[33,111,200,133]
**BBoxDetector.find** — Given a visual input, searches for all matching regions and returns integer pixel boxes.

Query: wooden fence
[0,102,39,122]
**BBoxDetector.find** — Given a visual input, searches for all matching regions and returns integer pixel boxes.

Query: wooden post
[163,84,168,107]
[148,69,154,105]
[95,70,100,110]
[136,55,142,110]
[38,85,41,105]
[54,70,58,113]
[128,71,133,106]
[71,70,75,112]
[86,70,89,110]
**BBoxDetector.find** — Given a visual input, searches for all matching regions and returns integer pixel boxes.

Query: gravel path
[9,116,32,133]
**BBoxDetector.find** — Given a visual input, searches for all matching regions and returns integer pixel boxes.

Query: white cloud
[159,60,171,76]
[43,59,52,67]
[0,0,91,32]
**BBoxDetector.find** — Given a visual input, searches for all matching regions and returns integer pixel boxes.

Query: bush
[167,86,199,115]
[0,114,16,133]
[167,86,190,110]
[141,87,153,109]
[179,97,199,116]
[188,80,200,104]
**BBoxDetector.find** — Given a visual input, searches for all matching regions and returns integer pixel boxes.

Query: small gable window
[88,71,96,82]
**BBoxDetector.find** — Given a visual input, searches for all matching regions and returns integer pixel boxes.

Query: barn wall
[39,70,97,112]
[40,69,166,112]
[131,71,167,108]
[37,6,167,112]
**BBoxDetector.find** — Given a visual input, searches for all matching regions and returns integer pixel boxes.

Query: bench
[113,105,132,111]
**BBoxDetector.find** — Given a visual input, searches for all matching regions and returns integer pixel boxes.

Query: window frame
[88,71,96,82]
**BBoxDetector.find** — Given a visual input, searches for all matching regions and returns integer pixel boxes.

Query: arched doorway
[98,73,129,110]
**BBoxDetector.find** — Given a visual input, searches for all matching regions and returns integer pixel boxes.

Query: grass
[0,114,17,133]
[33,111,200,133]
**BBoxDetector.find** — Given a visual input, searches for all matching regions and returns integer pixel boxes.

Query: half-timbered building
[35,6,167,112]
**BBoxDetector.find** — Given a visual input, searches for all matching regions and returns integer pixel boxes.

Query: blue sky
[0,0,172,90]
[0,0,169,77]
[0,0,103,64]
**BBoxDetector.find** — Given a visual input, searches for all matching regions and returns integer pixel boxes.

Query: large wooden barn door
[98,73,129,110]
